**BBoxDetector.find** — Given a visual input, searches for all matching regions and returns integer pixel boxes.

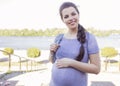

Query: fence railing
[102,54,120,72]
[0,49,49,72]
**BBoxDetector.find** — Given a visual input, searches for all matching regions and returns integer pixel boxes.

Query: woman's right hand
[50,43,60,53]
[49,43,59,63]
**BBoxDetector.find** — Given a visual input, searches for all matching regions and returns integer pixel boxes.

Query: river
[0,35,120,50]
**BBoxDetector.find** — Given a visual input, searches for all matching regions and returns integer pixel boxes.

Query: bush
[101,47,118,58]
[27,48,41,58]
[3,47,14,55]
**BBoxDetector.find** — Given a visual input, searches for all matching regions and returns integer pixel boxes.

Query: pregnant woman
[49,1,101,86]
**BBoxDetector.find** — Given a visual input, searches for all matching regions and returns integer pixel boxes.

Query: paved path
[1,70,120,86]
[0,63,120,86]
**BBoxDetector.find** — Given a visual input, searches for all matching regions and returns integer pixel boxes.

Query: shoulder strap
[54,34,64,44]
[52,34,64,63]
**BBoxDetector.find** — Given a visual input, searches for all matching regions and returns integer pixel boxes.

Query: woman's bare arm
[56,53,101,74]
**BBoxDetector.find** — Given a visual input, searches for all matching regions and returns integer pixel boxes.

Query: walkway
[0,63,120,86]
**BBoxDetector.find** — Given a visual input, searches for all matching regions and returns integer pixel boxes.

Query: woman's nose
[68,16,73,20]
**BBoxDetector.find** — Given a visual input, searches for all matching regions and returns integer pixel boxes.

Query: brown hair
[59,2,86,61]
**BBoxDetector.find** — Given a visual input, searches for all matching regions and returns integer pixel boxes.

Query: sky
[0,0,120,30]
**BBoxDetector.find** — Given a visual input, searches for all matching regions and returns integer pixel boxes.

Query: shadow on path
[90,81,115,86]
[0,71,24,81]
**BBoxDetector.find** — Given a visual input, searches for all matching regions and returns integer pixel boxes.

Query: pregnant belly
[51,63,86,86]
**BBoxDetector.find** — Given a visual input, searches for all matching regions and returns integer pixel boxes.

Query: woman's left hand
[56,58,74,68]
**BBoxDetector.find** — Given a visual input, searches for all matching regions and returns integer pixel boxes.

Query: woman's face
[61,7,79,30]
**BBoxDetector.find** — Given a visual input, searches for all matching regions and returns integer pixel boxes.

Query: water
[96,36,120,49]
[0,35,120,50]
[0,36,55,50]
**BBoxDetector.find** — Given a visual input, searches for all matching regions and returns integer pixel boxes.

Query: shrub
[101,47,118,58]
[27,48,41,58]
[3,47,14,55]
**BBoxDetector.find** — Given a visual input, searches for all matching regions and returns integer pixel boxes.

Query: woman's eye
[64,15,69,19]
[71,12,76,16]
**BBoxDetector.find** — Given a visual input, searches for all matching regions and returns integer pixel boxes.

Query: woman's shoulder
[56,34,64,37]
[86,31,96,39]
[54,34,64,43]
[55,34,64,40]
[86,31,93,36]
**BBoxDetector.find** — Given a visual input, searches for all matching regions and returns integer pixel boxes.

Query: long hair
[59,2,86,61]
